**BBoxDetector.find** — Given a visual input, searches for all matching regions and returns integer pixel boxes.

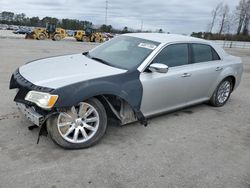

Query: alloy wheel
[57,102,100,144]
[217,80,231,104]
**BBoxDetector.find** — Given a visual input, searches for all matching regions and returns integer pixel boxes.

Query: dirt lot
[0,38,250,188]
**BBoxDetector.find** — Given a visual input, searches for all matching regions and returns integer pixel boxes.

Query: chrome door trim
[215,67,223,71]
[137,41,218,73]
[181,73,192,77]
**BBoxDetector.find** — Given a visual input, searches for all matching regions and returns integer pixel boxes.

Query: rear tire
[82,36,90,42]
[209,78,233,107]
[47,98,107,149]
[38,33,46,40]
[54,34,62,41]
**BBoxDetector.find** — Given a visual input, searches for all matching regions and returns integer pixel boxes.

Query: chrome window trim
[137,41,224,73]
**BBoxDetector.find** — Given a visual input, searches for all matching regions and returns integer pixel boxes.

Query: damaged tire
[47,98,107,149]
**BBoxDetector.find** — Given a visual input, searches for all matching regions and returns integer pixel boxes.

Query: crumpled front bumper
[16,102,44,126]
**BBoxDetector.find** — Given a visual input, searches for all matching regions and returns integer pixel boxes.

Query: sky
[0,0,239,34]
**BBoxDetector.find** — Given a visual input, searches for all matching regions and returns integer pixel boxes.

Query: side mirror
[149,63,168,73]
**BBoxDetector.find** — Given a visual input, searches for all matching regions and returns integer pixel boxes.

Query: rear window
[192,44,220,63]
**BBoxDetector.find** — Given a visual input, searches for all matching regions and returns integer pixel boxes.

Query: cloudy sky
[0,0,239,34]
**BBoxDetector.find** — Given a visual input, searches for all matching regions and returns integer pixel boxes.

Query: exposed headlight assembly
[25,91,58,110]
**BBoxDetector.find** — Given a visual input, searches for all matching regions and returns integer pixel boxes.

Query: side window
[212,48,221,60]
[153,44,188,67]
[192,44,220,63]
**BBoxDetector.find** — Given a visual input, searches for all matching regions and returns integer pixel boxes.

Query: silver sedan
[10,33,243,149]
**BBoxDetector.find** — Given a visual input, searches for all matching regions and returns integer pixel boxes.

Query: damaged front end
[9,68,148,145]
[9,69,58,141]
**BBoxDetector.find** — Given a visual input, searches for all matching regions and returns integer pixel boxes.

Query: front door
[139,43,190,116]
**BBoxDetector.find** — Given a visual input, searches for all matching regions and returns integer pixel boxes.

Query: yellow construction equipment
[74,29,105,43]
[26,23,67,41]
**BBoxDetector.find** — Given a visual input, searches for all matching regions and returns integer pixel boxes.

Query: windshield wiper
[82,51,90,57]
[90,57,112,66]
[83,52,112,67]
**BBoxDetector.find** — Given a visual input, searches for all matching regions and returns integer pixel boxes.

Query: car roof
[124,33,207,44]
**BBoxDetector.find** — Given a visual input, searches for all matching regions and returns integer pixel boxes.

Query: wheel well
[225,76,236,90]
[94,95,120,119]
[94,94,137,125]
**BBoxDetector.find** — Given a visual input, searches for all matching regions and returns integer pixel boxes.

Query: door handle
[215,67,223,71]
[181,73,192,77]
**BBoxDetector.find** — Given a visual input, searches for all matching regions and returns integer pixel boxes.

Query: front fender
[51,70,145,121]
[53,80,132,107]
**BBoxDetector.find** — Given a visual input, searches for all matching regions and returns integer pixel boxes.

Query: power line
[105,0,108,25]
[141,20,143,31]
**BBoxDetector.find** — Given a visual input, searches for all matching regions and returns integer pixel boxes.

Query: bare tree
[235,0,247,34]
[208,2,223,33]
[242,0,250,35]
[223,13,234,34]
[218,4,230,35]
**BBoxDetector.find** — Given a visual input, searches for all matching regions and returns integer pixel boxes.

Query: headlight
[25,91,58,109]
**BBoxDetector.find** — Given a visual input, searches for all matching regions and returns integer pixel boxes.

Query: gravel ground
[0,38,250,188]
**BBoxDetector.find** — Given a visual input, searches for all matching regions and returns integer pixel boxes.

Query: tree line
[192,0,250,41]
[0,11,133,33]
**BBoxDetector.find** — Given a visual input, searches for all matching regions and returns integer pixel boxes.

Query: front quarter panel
[51,70,146,121]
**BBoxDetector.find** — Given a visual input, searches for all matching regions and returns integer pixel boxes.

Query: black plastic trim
[51,69,146,124]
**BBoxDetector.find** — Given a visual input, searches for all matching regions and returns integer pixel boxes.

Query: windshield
[88,36,160,70]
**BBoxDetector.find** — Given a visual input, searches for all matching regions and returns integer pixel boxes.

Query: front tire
[209,78,233,107]
[53,34,62,41]
[38,33,46,40]
[47,98,107,149]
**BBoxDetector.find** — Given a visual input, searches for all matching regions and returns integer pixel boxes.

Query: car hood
[19,54,127,89]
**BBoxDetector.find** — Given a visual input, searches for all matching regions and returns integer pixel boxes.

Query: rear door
[184,43,223,103]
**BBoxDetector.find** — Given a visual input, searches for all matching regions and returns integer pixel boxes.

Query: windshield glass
[88,36,160,70]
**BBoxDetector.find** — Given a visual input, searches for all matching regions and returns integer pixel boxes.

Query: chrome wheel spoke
[73,128,80,141]
[85,117,98,123]
[84,123,96,132]
[57,102,100,144]
[84,108,94,118]
[64,126,75,137]
[79,127,88,139]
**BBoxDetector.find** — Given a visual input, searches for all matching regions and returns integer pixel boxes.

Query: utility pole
[105,0,108,25]
[140,20,143,32]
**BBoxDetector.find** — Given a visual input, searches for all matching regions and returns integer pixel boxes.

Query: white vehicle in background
[8,25,19,30]
[0,24,8,30]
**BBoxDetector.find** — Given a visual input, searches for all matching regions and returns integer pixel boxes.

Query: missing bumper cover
[16,102,44,126]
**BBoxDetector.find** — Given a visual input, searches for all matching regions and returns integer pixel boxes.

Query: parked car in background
[8,25,19,30]
[9,33,243,149]
[66,30,75,37]
[13,28,31,34]
[104,32,114,40]
[0,24,8,30]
